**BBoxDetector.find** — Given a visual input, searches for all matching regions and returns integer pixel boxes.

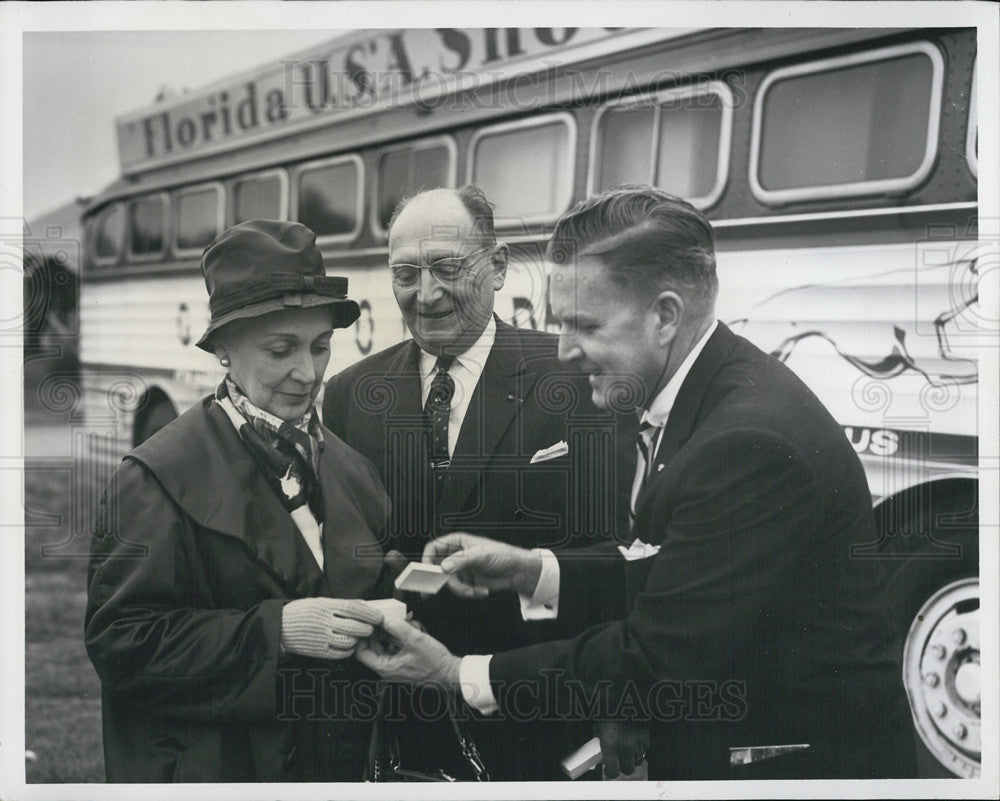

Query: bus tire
[133,392,177,447]
[875,479,979,778]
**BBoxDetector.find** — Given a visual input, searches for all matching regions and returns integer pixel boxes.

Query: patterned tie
[425,354,455,469]
[629,422,660,528]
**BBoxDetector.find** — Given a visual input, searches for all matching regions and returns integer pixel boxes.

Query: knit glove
[280,598,382,660]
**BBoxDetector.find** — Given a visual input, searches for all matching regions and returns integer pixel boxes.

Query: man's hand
[422,532,542,599]
[356,616,461,689]
[596,721,649,778]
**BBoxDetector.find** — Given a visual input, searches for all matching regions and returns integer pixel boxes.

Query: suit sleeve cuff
[459,654,499,715]
[518,548,560,620]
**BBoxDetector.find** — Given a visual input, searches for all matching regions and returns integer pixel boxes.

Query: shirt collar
[419,316,497,380]
[641,319,718,429]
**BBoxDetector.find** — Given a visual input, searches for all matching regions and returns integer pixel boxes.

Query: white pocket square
[618,537,662,561]
[530,440,568,463]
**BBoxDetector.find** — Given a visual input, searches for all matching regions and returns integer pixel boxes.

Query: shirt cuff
[459,654,499,715]
[518,548,560,620]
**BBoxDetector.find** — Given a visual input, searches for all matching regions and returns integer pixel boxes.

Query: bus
[78,26,983,777]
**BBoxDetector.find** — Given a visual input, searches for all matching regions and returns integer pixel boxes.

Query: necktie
[629,422,660,528]
[425,354,455,469]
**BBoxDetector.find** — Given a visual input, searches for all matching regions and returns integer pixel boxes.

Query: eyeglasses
[390,248,492,288]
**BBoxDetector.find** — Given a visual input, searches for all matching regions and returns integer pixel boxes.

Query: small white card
[393,562,449,594]
[617,537,662,561]
[530,440,569,463]
[561,736,603,779]
[364,598,408,622]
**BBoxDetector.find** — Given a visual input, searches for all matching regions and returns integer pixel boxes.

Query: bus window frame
[370,135,458,241]
[172,181,225,258]
[749,41,945,206]
[587,81,734,210]
[966,59,977,179]
[290,154,364,245]
[231,167,290,225]
[126,191,171,264]
[466,112,577,227]
[89,201,125,269]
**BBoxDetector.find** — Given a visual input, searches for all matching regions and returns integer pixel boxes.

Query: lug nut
[923,672,940,688]
[952,628,967,646]
[952,724,967,740]
[930,644,946,660]
[934,701,947,718]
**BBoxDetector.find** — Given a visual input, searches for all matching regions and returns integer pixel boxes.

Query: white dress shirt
[459,319,719,714]
[418,317,496,458]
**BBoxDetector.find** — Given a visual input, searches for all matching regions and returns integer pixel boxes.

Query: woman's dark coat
[85,397,394,782]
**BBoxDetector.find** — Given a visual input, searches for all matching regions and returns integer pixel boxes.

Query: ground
[24,463,105,783]
[23,352,105,783]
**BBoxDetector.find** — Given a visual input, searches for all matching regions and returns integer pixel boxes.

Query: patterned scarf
[215,378,326,524]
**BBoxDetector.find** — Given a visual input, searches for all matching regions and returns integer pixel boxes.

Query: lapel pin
[656,464,665,472]
[506,394,523,404]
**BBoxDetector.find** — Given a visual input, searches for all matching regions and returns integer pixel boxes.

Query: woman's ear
[212,340,230,368]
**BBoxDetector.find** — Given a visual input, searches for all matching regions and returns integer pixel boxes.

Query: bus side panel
[715,239,979,499]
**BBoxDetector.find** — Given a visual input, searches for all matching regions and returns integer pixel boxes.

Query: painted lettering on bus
[141,83,288,158]
[135,28,598,159]
[844,427,900,457]
[298,28,586,109]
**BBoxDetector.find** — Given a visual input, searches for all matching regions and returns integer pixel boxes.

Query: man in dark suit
[357,185,917,780]
[323,186,631,779]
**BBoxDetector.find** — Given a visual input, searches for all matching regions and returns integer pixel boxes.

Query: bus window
[374,137,456,235]
[294,156,363,241]
[468,114,576,224]
[234,169,287,223]
[591,83,732,208]
[594,106,655,188]
[966,59,977,179]
[751,42,943,204]
[127,193,168,260]
[90,202,124,266]
[174,184,223,254]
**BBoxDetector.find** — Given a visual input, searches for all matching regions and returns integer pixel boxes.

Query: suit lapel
[376,341,435,545]
[648,322,740,475]
[440,321,537,514]
[384,341,424,419]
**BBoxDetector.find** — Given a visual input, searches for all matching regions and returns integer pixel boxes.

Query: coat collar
[128,398,382,599]
[651,321,740,468]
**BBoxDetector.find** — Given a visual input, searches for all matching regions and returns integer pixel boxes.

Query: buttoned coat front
[85,397,395,782]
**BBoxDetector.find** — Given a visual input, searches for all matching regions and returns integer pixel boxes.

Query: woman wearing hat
[86,220,396,782]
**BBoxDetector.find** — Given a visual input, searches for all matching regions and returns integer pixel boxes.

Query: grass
[24,461,106,783]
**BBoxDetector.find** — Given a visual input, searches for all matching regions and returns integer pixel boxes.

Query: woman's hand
[280,598,383,660]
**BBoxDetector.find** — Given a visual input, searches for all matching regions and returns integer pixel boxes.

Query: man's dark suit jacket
[324,318,633,778]
[487,322,916,780]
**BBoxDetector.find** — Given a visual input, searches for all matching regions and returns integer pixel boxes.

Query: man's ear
[652,290,683,347]
[491,243,509,291]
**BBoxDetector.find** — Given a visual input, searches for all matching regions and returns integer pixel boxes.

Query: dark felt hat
[196,220,360,351]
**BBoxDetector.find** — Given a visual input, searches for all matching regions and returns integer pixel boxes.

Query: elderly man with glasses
[323,186,633,780]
